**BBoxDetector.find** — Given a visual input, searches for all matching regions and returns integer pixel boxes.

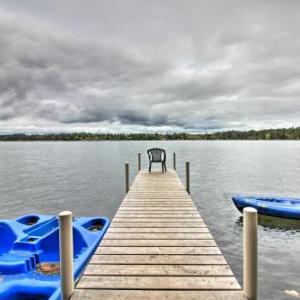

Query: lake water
[0,141,299,299]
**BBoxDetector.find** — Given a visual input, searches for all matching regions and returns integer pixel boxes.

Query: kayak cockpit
[232,195,300,220]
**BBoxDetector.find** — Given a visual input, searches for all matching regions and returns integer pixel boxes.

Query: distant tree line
[1,127,300,141]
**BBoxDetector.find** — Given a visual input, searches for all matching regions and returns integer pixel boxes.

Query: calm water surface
[0,141,299,299]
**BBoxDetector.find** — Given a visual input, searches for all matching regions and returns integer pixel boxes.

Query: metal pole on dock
[243,207,258,300]
[138,153,141,172]
[185,161,190,194]
[173,152,176,170]
[125,162,129,193]
[59,211,74,300]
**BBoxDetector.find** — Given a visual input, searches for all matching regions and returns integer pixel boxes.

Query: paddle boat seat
[0,214,110,300]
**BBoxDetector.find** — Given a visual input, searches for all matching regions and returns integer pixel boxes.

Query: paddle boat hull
[0,214,110,300]
[232,196,300,220]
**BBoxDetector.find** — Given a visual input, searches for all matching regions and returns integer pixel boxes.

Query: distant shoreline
[0,127,299,141]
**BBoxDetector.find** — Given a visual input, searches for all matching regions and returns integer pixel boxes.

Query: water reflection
[235,214,300,232]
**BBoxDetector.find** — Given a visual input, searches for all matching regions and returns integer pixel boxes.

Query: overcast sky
[0,0,300,133]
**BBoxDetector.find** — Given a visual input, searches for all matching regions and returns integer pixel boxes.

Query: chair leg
[164,163,167,172]
[161,163,164,173]
[149,162,152,172]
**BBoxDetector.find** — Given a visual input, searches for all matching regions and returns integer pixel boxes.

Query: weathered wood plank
[100,239,217,247]
[123,198,191,200]
[72,290,246,300]
[121,203,195,206]
[130,191,186,194]
[84,264,232,276]
[118,205,198,208]
[111,222,206,228]
[130,188,187,190]
[77,275,240,290]
[107,227,208,233]
[104,233,213,240]
[116,210,201,213]
[117,207,197,211]
[90,254,226,265]
[115,214,202,218]
[124,197,191,200]
[112,218,203,222]
[114,215,201,219]
[120,206,196,209]
[125,195,191,199]
[123,197,188,201]
[126,191,188,194]
[114,216,202,220]
[123,199,191,202]
[123,198,192,200]
[96,246,220,255]
[116,210,198,212]
[131,186,184,189]
[122,202,193,205]
[133,180,181,182]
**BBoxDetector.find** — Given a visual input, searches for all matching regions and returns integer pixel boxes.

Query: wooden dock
[71,170,246,300]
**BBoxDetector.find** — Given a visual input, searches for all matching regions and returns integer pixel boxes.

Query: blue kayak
[232,195,300,220]
[0,214,110,300]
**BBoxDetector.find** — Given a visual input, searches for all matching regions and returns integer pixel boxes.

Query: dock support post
[243,207,258,300]
[173,153,176,170]
[138,153,141,172]
[125,162,129,193]
[59,211,74,300]
[185,161,190,194]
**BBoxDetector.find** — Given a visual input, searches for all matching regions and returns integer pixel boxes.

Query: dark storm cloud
[0,0,300,132]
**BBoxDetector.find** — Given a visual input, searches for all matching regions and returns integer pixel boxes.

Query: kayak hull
[232,196,300,220]
[0,214,110,300]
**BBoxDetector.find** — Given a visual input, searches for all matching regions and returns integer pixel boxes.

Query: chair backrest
[147,148,166,162]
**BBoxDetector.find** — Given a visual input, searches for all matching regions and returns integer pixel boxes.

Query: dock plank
[76,275,240,290]
[96,246,220,255]
[83,264,232,276]
[72,290,247,300]
[119,209,198,211]
[111,218,203,222]
[90,254,226,265]
[110,222,206,228]
[100,239,217,247]
[114,214,202,218]
[103,233,213,239]
[107,227,209,233]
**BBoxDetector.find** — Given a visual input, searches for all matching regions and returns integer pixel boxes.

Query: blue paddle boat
[0,214,109,300]
[232,195,300,220]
